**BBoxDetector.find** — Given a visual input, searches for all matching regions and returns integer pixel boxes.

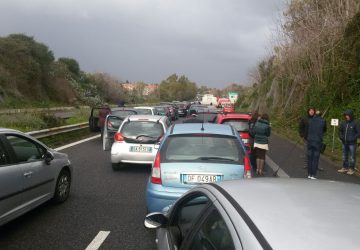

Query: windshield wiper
[196,157,235,162]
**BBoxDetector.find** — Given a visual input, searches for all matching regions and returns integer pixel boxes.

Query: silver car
[110,115,171,170]
[0,128,72,227]
[145,178,360,250]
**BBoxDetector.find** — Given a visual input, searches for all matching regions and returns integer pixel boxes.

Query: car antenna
[201,108,205,131]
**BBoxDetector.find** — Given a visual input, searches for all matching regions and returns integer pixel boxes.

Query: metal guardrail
[27,122,89,139]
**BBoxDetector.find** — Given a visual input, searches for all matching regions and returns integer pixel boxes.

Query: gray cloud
[0,0,284,87]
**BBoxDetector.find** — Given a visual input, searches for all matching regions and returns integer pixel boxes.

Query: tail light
[114,132,125,142]
[151,152,162,184]
[244,155,252,179]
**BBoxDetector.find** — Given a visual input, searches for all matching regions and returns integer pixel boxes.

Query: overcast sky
[0,0,284,88]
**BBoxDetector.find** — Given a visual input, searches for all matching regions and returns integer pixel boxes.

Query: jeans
[307,141,321,177]
[342,144,357,169]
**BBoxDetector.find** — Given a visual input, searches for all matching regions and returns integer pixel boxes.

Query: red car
[215,113,252,151]
[222,102,235,113]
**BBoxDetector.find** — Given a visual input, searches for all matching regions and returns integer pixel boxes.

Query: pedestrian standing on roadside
[338,109,360,175]
[98,103,111,137]
[299,108,316,169]
[306,111,326,179]
[248,111,259,172]
[252,113,271,176]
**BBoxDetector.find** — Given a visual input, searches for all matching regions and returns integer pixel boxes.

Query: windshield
[135,109,153,115]
[111,110,137,118]
[121,121,163,139]
[222,119,249,132]
[163,135,243,163]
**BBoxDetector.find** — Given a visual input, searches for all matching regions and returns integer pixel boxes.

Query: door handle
[24,172,33,178]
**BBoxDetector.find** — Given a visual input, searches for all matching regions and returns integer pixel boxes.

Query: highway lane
[0,137,156,250]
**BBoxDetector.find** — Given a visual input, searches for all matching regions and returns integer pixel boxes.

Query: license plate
[242,139,249,144]
[185,175,219,184]
[130,146,152,153]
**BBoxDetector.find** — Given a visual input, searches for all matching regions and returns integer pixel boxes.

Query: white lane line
[85,231,110,250]
[266,155,290,178]
[54,134,101,151]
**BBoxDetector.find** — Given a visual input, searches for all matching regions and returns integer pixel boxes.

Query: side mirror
[144,212,168,229]
[45,151,54,164]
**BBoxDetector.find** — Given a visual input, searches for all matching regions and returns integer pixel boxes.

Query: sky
[0,0,285,88]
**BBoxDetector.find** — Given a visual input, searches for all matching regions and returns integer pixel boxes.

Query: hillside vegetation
[239,0,360,123]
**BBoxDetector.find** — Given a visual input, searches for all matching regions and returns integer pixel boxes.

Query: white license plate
[130,146,152,153]
[242,139,249,144]
[185,175,218,184]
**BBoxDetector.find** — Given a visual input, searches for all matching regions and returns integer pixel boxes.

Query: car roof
[134,106,155,109]
[213,178,360,249]
[171,123,234,136]
[111,107,137,112]
[126,115,166,122]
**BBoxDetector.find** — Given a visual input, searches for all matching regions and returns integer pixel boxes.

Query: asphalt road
[1,118,359,250]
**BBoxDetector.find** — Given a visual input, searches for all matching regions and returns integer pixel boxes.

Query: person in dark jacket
[306,113,326,179]
[338,109,360,175]
[248,111,259,172]
[252,113,271,176]
[299,108,315,169]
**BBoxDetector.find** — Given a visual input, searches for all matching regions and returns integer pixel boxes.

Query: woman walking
[251,113,271,175]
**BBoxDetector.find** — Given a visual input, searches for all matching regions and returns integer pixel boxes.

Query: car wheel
[112,163,124,171]
[52,169,71,203]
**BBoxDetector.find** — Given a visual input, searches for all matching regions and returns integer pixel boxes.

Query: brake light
[151,152,162,184]
[244,155,252,179]
[114,132,125,142]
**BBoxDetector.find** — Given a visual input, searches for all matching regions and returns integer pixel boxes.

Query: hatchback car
[134,106,157,115]
[0,128,72,227]
[146,123,251,213]
[216,113,252,150]
[110,115,171,170]
[145,178,360,250]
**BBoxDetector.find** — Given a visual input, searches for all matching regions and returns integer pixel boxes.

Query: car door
[0,137,24,224]
[89,107,101,132]
[4,134,55,207]
[103,115,124,151]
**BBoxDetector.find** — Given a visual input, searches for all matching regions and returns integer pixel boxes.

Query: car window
[169,194,210,249]
[166,119,172,127]
[222,119,249,132]
[163,135,244,163]
[111,110,137,118]
[134,109,153,115]
[121,121,163,138]
[6,135,45,163]
[189,208,235,250]
[0,143,9,166]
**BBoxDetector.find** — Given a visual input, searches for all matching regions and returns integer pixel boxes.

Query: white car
[134,106,158,115]
[110,115,171,170]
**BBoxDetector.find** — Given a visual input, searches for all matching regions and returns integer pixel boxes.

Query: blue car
[146,123,251,212]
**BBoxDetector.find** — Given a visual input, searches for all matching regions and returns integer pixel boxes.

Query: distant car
[0,128,72,227]
[216,112,252,150]
[145,178,360,250]
[159,104,177,121]
[110,115,172,170]
[222,102,235,113]
[134,107,157,115]
[175,102,189,117]
[146,123,251,213]
[154,106,171,117]
[187,104,208,116]
[160,102,179,120]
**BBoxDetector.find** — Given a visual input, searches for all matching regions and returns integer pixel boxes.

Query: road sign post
[331,119,339,152]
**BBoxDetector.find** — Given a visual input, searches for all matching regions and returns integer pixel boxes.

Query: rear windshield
[162,135,244,163]
[121,121,163,139]
[135,109,153,115]
[222,119,249,132]
[111,110,137,117]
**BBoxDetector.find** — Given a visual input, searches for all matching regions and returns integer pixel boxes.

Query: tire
[52,169,71,203]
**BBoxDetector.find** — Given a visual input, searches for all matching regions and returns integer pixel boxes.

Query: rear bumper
[111,142,157,164]
[146,180,190,213]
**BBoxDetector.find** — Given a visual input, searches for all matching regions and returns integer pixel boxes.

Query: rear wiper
[136,135,157,139]
[196,157,235,161]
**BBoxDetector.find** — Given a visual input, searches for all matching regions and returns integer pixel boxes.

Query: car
[154,106,171,117]
[222,102,235,113]
[187,104,209,116]
[0,128,72,227]
[134,106,158,115]
[175,102,189,117]
[160,102,179,120]
[216,112,252,150]
[110,115,172,170]
[145,178,360,250]
[146,123,251,213]
[102,108,139,150]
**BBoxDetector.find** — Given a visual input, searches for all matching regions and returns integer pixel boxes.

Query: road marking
[54,134,101,151]
[85,231,110,250]
[266,155,289,177]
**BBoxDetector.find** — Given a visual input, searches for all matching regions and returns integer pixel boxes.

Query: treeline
[0,33,200,108]
[239,0,360,122]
